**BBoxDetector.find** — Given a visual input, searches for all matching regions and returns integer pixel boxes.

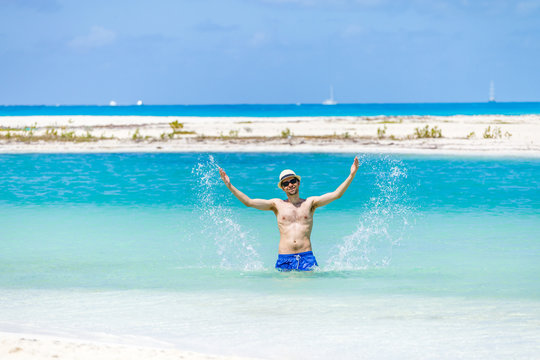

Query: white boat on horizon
[322,86,337,105]
[489,81,496,103]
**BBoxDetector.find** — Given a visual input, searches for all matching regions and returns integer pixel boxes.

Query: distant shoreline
[1,114,539,156]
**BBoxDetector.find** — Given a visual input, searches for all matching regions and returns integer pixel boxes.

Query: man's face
[281,176,299,195]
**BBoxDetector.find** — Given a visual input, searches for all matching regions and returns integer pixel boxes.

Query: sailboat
[322,86,337,105]
[489,81,496,103]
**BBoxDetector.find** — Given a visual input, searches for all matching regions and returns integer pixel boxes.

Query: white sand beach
[0,332,260,360]
[1,114,539,156]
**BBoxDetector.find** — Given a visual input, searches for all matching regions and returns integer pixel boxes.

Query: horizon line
[1,100,540,107]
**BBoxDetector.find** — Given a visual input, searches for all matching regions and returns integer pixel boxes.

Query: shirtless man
[219,157,359,271]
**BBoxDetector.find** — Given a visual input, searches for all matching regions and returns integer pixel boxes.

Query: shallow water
[1,153,539,359]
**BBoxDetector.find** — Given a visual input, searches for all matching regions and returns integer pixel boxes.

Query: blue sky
[1,0,539,104]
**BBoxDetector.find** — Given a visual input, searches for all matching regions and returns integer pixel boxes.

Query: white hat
[277,169,301,189]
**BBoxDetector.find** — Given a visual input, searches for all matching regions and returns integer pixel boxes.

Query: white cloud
[516,0,540,14]
[250,32,268,47]
[259,0,317,5]
[259,0,385,5]
[353,0,385,6]
[68,26,116,50]
[194,21,239,33]
[0,0,61,12]
[341,24,365,38]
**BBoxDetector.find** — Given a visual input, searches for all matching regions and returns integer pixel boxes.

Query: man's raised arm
[312,157,359,209]
[219,168,275,211]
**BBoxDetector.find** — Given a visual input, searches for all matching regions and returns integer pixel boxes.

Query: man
[219,156,359,271]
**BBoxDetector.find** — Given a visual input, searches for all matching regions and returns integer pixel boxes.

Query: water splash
[191,155,264,271]
[325,155,413,270]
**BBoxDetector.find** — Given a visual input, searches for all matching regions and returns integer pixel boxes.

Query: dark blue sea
[2,102,540,117]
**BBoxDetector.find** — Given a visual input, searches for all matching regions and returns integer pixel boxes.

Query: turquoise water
[1,153,539,359]
[2,102,540,117]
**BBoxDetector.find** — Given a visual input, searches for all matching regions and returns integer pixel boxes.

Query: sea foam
[191,155,264,271]
[325,155,414,270]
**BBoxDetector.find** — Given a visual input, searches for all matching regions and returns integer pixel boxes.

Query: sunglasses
[281,178,298,187]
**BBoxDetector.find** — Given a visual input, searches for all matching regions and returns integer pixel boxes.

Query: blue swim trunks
[275,251,318,271]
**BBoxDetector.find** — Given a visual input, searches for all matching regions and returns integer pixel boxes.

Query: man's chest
[276,202,313,223]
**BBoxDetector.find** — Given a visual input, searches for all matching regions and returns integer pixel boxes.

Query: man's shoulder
[266,198,282,206]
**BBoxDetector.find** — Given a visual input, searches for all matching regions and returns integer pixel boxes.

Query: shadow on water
[239,268,388,280]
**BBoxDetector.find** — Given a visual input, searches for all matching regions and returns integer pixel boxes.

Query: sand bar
[0,115,539,156]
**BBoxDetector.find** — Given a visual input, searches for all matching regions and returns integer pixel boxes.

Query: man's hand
[219,168,231,187]
[350,156,359,176]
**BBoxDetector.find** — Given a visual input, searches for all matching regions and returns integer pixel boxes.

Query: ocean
[0,152,539,359]
[2,102,540,117]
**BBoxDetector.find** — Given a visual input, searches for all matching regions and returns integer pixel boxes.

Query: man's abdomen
[278,236,312,254]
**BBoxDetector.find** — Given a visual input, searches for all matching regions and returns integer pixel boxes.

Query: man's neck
[286,193,302,205]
